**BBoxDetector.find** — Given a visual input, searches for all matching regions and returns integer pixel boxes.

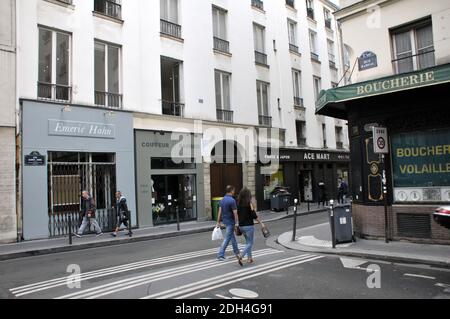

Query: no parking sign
[373,127,389,154]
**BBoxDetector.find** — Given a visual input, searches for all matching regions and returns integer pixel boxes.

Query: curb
[0,209,327,262]
[277,234,450,269]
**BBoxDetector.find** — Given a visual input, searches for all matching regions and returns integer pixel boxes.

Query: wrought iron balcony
[255,51,268,66]
[214,37,230,54]
[217,109,234,123]
[251,0,264,11]
[311,52,320,61]
[259,115,272,127]
[94,0,122,19]
[162,100,185,117]
[160,19,182,39]
[294,97,304,108]
[95,91,123,109]
[307,8,314,20]
[37,82,72,102]
[289,43,299,53]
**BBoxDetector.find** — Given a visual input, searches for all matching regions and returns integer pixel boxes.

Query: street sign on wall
[373,127,389,154]
[358,51,378,71]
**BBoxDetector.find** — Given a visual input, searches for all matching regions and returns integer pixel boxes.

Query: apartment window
[161,57,184,117]
[391,19,435,74]
[286,0,295,9]
[309,30,319,61]
[306,0,314,20]
[288,19,299,53]
[38,27,71,102]
[335,126,343,149]
[215,71,233,123]
[94,0,122,19]
[160,0,181,38]
[292,69,303,107]
[252,0,264,11]
[296,121,306,146]
[257,81,271,126]
[324,8,332,29]
[322,123,327,148]
[327,39,336,67]
[254,24,268,65]
[213,7,229,53]
[313,76,321,102]
[94,41,122,109]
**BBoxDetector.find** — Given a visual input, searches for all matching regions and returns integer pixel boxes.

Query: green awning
[316,63,450,119]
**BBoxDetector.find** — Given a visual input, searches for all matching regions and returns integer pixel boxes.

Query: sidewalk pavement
[0,203,326,261]
[278,222,450,268]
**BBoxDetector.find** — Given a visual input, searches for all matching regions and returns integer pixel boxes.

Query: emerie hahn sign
[48,120,116,139]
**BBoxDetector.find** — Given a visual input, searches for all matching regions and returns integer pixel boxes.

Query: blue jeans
[218,225,240,258]
[240,226,255,259]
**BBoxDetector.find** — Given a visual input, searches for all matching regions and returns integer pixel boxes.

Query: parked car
[433,206,450,229]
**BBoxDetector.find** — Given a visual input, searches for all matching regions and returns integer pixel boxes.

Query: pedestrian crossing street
[9,245,324,299]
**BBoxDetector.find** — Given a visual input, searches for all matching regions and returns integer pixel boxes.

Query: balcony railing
[289,43,299,53]
[307,8,315,20]
[217,109,234,123]
[311,52,320,61]
[336,142,344,149]
[298,138,307,147]
[94,0,122,19]
[160,19,182,39]
[214,37,230,54]
[255,51,268,66]
[294,97,304,108]
[325,19,332,29]
[286,0,295,8]
[259,115,272,127]
[95,91,123,109]
[251,0,264,10]
[392,50,435,74]
[38,82,72,102]
[162,100,185,117]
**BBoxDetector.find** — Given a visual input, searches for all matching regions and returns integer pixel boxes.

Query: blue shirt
[220,195,237,226]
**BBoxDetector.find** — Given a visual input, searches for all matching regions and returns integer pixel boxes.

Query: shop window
[262,164,284,200]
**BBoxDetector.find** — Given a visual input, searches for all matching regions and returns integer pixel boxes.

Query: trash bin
[270,187,291,212]
[331,204,354,244]
[211,197,223,221]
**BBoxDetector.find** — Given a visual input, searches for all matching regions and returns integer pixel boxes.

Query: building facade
[0,0,17,244]
[318,0,450,243]
[14,0,348,239]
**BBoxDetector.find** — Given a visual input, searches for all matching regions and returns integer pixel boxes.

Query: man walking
[74,191,103,238]
[216,185,243,266]
[111,191,131,237]
[338,178,349,204]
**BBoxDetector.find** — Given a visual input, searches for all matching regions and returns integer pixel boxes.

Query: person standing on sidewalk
[338,178,349,204]
[236,188,265,265]
[216,185,243,266]
[111,191,131,237]
[74,191,103,238]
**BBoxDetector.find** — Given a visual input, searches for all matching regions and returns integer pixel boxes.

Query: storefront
[135,130,205,227]
[21,100,136,240]
[316,63,450,243]
[256,149,350,210]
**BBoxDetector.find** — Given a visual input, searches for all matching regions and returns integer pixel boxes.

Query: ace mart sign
[373,127,389,154]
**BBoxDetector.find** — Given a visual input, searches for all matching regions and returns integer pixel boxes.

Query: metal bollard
[176,206,181,232]
[292,199,299,242]
[68,215,73,245]
[329,200,336,249]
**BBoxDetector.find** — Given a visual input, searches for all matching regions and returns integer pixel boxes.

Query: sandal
[236,254,243,267]
[247,258,254,264]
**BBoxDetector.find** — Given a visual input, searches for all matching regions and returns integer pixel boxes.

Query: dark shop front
[256,149,350,210]
[317,63,450,244]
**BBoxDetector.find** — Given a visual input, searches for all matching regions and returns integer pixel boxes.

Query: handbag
[261,225,271,238]
[235,226,243,236]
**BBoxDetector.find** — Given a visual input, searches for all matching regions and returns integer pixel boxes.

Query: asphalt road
[1,212,449,299]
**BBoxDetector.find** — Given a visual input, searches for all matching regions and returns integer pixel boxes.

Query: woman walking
[236,188,265,265]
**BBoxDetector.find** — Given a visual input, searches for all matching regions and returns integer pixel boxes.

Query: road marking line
[11,245,246,296]
[55,249,281,299]
[404,274,436,280]
[143,254,318,299]
[177,256,324,299]
[215,294,232,299]
[435,283,450,288]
